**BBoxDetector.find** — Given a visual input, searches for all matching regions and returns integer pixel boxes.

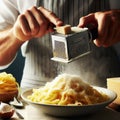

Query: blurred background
[0,50,25,85]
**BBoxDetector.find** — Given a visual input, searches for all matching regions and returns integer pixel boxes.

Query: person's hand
[13,6,63,41]
[78,10,120,47]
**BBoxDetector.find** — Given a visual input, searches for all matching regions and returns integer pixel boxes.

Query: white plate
[21,86,117,117]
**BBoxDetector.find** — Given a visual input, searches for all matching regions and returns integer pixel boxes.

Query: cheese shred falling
[27,74,109,105]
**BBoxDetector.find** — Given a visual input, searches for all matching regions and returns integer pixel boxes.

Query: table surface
[10,104,120,120]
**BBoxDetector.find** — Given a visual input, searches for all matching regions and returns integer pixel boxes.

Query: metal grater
[51,27,92,63]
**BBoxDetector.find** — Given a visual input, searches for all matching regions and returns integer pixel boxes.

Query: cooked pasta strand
[27,74,109,105]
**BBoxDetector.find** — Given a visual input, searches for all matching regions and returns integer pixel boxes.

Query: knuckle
[79,17,86,25]
[97,12,109,20]
[79,16,85,21]
[79,15,89,23]
[40,20,48,26]
[101,14,107,20]
[48,11,56,17]
[30,6,37,10]
[25,9,31,15]
[18,14,25,21]
[38,6,44,11]
[32,24,39,32]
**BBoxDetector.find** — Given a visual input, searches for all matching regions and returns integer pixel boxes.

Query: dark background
[0,50,25,85]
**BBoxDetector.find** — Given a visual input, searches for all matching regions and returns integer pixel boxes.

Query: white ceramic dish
[21,86,117,117]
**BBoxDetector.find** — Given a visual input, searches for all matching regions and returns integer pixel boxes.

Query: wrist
[10,28,25,45]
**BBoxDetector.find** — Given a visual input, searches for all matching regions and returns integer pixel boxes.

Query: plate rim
[21,86,117,107]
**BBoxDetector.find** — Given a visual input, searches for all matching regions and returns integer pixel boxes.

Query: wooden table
[11,104,120,120]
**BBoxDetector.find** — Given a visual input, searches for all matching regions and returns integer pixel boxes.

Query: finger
[47,23,55,32]
[24,9,40,35]
[78,13,98,28]
[102,22,115,47]
[102,16,120,47]
[29,6,49,37]
[95,12,111,46]
[30,7,47,25]
[38,6,63,26]
[93,39,102,47]
[18,15,31,36]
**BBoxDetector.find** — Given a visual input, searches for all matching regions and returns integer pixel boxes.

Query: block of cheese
[55,25,71,34]
[107,77,120,104]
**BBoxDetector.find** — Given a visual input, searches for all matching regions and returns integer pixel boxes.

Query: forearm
[0,6,63,66]
[0,27,24,66]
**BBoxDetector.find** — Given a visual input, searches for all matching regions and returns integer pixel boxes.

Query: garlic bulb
[0,102,14,119]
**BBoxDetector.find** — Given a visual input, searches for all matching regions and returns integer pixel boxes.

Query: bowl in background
[0,91,18,103]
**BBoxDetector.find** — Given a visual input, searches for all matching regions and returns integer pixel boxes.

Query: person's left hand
[13,6,63,41]
[78,10,120,47]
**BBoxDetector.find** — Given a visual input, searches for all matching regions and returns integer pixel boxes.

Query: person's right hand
[78,10,120,47]
[13,6,63,41]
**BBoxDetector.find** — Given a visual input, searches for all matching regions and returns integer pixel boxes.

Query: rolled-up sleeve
[0,55,17,70]
[0,0,19,69]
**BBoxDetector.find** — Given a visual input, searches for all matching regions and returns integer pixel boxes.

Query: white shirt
[0,0,36,69]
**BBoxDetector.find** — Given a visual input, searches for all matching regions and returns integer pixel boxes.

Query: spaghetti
[0,72,18,94]
[28,74,109,105]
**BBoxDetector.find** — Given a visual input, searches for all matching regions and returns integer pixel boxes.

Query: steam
[59,44,120,87]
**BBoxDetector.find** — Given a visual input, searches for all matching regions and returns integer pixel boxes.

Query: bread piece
[55,25,71,34]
